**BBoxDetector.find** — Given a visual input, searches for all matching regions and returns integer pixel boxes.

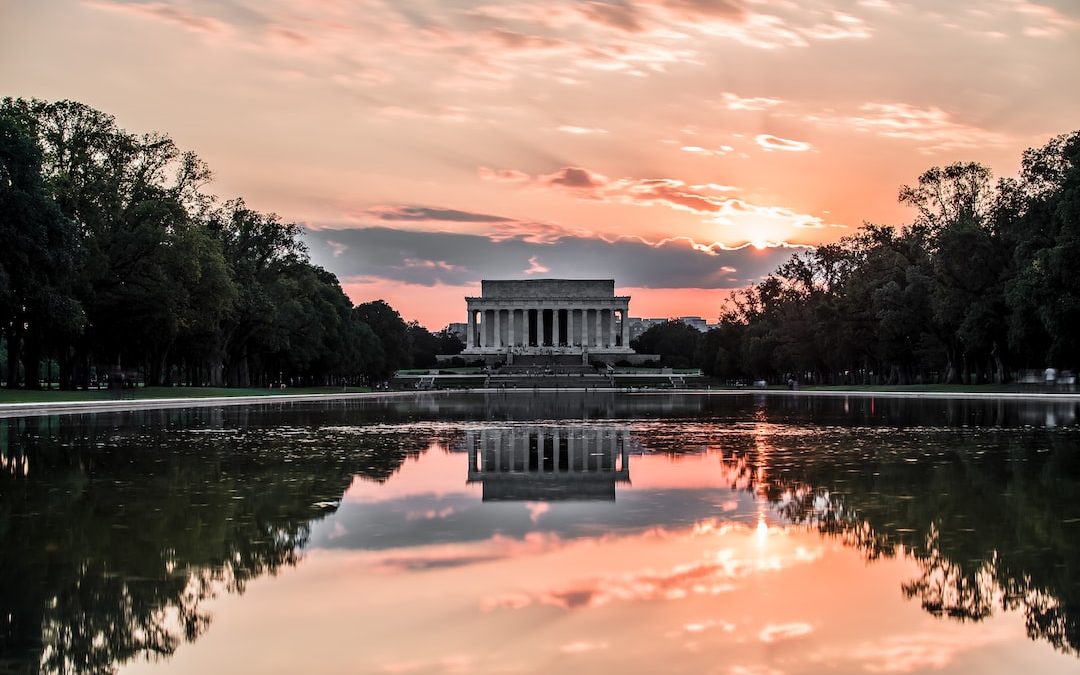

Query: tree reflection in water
[705,412,1080,657]
[0,408,423,674]
[1,393,1078,671]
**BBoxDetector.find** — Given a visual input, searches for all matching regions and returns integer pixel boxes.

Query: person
[1045,367,1057,385]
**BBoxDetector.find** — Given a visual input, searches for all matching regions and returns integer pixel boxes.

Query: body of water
[1,392,1078,673]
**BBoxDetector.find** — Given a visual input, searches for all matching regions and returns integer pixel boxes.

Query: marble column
[466,306,475,350]
[567,309,576,347]
[494,308,502,348]
[608,308,616,348]
[508,308,516,347]
[479,308,486,348]
[621,305,630,348]
[553,308,561,347]
[594,307,602,348]
[538,307,546,347]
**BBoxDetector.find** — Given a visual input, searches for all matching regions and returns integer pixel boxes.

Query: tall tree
[0,110,82,388]
[355,300,410,379]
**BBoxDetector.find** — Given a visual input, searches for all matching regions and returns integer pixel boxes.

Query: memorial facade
[459,279,638,363]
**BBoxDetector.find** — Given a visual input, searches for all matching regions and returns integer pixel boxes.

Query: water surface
[1,393,1078,674]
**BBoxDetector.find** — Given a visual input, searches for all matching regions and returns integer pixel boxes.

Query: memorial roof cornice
[466,296,631,302]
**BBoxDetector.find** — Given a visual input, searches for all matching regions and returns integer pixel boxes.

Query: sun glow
[751,240,768,250]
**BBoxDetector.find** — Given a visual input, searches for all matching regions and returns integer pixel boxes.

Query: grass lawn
[0,386,371,404]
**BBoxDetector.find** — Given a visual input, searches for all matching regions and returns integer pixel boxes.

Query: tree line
[0,98,461,390]
[634,131,1080,384]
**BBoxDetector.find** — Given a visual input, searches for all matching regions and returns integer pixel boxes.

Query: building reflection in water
[461,426,632,501]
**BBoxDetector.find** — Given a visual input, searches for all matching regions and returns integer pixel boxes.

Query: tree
[355,300,410,379]
[631,320,702,368]
[434,327,465,356]
[1002,132,1080,369]
[1,97,416,388]
[406,322,440,369]
[0,109,83,388]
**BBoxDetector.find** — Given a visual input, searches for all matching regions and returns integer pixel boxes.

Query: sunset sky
[4,0,1080,328]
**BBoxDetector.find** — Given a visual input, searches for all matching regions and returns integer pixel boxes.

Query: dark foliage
[0,98,445,388]
[685,133,1080,384]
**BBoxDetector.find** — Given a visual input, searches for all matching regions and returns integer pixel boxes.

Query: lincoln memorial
[459,279,643,364]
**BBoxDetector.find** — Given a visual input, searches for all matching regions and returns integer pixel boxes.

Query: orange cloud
[481,164,830,235]
[479,520,824,613]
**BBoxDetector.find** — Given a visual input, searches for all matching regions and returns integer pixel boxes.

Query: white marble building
[460,279,637,362]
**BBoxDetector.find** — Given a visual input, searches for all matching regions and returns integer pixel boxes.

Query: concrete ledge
[458,387,1080,401]
[2,387,1078,419]
[0,391,422,419]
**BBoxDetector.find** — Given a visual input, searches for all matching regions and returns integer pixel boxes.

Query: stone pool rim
[3,387,1080,418]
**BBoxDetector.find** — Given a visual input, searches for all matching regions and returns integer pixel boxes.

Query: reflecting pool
[1,392,1079,674]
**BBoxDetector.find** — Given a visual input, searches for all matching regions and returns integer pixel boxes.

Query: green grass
[0,386,371,404]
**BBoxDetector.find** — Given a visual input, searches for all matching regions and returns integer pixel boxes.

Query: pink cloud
[721,92,784,111]
[559,641,610,654]
[1010,1,1076,38]
[524,255,550,274]
[808,102,1012,152]
[578,1,647,32]
[657,0,747,22]
[756,134,813,152]
[477,167,530,184]
[758,622,813,642]
[482,164,830,233]
[485,220,593,244]
[326,240,347,258]
[556,125,609,135]
[86,0,231,36]
[813,629,1011,673]
[370,532,569,575]
[481,527,824,613]
[681,144,735,157]
[482,27,572,52]
[539,166,608,189]
[266,25,313,48]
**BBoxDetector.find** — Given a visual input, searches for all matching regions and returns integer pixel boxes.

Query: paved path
[2,387,1078,418]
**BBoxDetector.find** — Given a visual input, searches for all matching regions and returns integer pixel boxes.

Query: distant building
[627,315,716,340]
[628,317,667,341]
[679,316,708,332]
[446,322,467,342]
